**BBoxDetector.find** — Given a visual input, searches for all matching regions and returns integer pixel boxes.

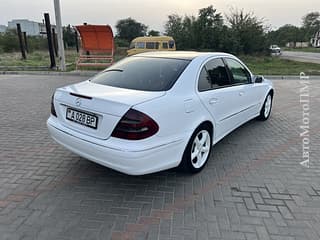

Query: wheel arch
[178,120,214,172]
[198,121,214,138]
[186,120,214,148]
[260,87,274,112]
[269,88,274,97]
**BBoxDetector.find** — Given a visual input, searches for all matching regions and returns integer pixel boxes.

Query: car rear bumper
[47,117,188,175]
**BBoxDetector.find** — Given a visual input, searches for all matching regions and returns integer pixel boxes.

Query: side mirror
[254,75,264,83]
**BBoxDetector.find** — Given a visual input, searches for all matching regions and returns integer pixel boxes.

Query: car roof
[132,51,234,60]
[131,36,174,42]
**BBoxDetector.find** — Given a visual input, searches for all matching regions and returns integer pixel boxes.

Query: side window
[224,58,251,85]
[155,42,159,49]
[162,42,168,49]
[198,58,231,91]
[146,42,156,49]
[129,42,135,49]
[136,42,145,49]
[198,67,211,91]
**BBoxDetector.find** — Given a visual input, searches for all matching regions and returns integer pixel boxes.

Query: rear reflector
[51,94,57,117]
[111,109,159,140]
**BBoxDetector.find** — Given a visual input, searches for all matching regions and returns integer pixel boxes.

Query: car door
[197,58,242,142]
[224,57,260,121]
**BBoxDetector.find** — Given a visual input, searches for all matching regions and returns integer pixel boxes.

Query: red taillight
[51,94,57,117]
[111,109,159,140]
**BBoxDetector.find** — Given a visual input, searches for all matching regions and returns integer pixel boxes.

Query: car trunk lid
[54,81,165,139]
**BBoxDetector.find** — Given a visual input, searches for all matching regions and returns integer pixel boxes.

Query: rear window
[90,57,190,91]
[169,40,175,49]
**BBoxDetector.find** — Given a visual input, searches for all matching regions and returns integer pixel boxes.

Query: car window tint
[206,58,230,89]
[225,58,250,85]
[198,67,211,91]
[198,59,230,91]
[91,57,190,91]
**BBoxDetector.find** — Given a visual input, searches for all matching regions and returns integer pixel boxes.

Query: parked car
[270,45,281,55]
[47,51,274,175]
[127,36,176,56]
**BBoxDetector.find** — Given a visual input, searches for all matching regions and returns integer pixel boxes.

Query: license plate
[66,108,98,129]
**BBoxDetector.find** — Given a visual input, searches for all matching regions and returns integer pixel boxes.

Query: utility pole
[16,24,26,59]
[53,0,66,71]
[44,13,56,69]
[23,32,29,53]
[52,28,58,56]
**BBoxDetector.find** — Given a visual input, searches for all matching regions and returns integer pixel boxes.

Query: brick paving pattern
[0,75,319,240]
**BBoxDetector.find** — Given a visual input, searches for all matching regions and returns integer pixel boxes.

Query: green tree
[115,18,147,42]
[148,30,160,36]
[165,6,224,50]
[164,14,184,49]
[226,9,267,54]
[164,5,268,54]
[181,15,197,49]
[63,24,76,48]
[196,5,223,49]
[302,12,320,38]
[267,24,306,46]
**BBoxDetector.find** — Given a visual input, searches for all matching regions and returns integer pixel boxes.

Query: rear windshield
[90,57,190,91]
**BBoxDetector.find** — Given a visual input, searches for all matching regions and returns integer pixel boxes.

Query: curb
[0,70,98,77]
[265,75,320,80]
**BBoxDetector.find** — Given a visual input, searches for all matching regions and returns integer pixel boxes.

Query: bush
[27,36,48,52]
[0,30,19,52]
[0,30,48,53]
[114,37,130,48]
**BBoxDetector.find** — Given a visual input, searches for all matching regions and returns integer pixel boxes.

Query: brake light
[111,109,159,140]
[51,94,57,117]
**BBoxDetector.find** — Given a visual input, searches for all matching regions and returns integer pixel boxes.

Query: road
[0,75,320,239]
[281,50,320,64]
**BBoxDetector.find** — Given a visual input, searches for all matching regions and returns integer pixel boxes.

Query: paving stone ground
[0,75,320,240]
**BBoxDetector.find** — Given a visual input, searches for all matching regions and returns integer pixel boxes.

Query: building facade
[7,19,55,36]
[0,25,7,33]
[311,31,320,48]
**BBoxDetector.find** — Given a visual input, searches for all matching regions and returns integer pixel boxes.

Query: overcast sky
[0,0,318,32]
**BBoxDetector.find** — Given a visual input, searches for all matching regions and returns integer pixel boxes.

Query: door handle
[239,91,244,96]
[209,98,218,104]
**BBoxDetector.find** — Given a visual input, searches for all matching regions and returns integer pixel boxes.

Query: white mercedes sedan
[47,52,273,175]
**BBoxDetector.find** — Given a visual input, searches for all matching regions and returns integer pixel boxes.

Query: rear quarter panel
[133,57,215,145]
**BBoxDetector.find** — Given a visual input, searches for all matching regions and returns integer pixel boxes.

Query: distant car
[47,51,274,175]
[270,45,281,55]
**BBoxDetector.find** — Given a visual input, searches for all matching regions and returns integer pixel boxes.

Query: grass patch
[0,51,50,67]
[239,55,320,75]
[1,51,319,75]
[0,50,126,71]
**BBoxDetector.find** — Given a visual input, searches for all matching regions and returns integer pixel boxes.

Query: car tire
[179,125,212,173]
[257,93,273,121]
